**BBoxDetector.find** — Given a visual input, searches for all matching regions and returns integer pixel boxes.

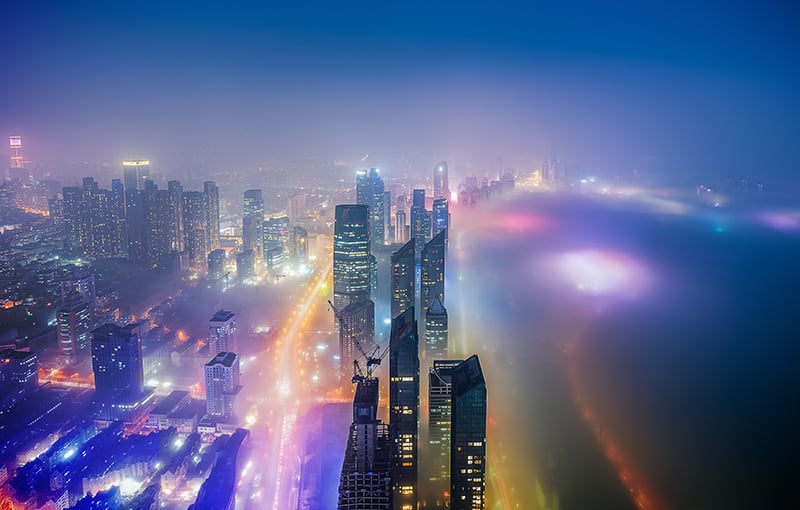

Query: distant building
[236,250,255,282]
[356,168,386,246]
[425,297,448,356]
[62,177,127,258]
[421,228,446,312]
[428,359,462,504]
[410,189,431,263]
[207,249,226,280]
[333,205,371,312]
[337,378,391,509]
[0,349,38,389]
[432,198,449,247]
[292,226,308,264]
[390,238,415,318]
[204,352,241,420]
[434,161,450,200]
[209,310,237,355]
[389,308,419,510]
[183,191,210,273]
[339,300,375,376]
[204,181,220,251]
[243,189,264,258]
[56,293,92,358]
[451,355,487,510]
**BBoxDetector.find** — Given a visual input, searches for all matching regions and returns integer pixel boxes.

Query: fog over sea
[447,191,800,510]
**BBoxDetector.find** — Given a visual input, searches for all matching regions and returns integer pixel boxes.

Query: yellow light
[122,160,150,166]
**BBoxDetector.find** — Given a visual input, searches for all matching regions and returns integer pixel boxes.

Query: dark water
[449,193,800,509]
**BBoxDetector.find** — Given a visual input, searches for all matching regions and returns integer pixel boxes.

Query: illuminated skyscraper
[338,377,392,510]
[425,297,448,356]
[9,135,23,169]
[209,310,237,355]
[410,189,430,263]
[333,204,371,312]
[390,238,415,318]
[434,161,449,200]
[0,349,38,390]
[122,160,150,192]
[167,180,184,251]
[292,226,308,264]
[236,250,255,282]
[204,181,220,251]
[432,198,449,247]
[451,355,487,510]
[389,308,420,510]
[243,189,264,258]
[421,228,446,312]
[123,161,151,261]
[356,168,386,247]
[428,359,462,505]
[56,293,92,359]
[182,191,209,272]
[204,351,241,419]
[339,300,375,376]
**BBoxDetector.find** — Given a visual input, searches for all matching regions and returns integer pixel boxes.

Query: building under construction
[337,377,392,509]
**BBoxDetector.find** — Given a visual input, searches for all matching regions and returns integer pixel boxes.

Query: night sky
[1,0,799,180]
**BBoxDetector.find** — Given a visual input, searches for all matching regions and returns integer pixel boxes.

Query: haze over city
[0,1,798,510]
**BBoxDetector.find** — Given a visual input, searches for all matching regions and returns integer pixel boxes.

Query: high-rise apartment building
[204,181,220,251]
[209,310,237,355]
[389,308,420,510]
[390,238,415,318]
[182,191,209,272]
[450,355,487,510]
[204,351,241,419]
[333,204,371,312]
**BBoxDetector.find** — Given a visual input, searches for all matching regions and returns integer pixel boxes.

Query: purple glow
[549,249,650,298]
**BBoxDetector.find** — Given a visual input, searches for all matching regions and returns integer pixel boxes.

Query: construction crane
[328,300,418,382]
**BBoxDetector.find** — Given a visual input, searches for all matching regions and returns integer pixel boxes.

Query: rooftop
[205,352,238,368]
[210,309,235,323]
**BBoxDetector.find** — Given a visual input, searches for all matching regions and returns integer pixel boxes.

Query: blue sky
[1,0,798,182]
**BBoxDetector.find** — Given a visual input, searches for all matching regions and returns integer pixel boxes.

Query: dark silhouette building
[450,355,487,510]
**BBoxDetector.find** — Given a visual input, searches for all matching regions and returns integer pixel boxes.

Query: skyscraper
[204,351,241,419]
[243,189,264,257]
[428,359,462,504]
[390,238,415,318]
[432,197,449,246]
[389,308,420,510]
[122,160,150,192]
[207,249,226,280]
[421,228,446,312]
[337,377,392,510]
[333,204,371,312]
[292,226,308,264]
[204,181,220,251]
[236,250,255,282]
[356,168,386,247]
[339,300,375,376]
[182,191,209,272]
[425,297,448,356]
[433,161,449,200]
[56,293,92,359]
[450,355,487,510]
[410,189,431,263]
[209,310,237,355]
[167,180,184,251]
[91,323,144,397]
